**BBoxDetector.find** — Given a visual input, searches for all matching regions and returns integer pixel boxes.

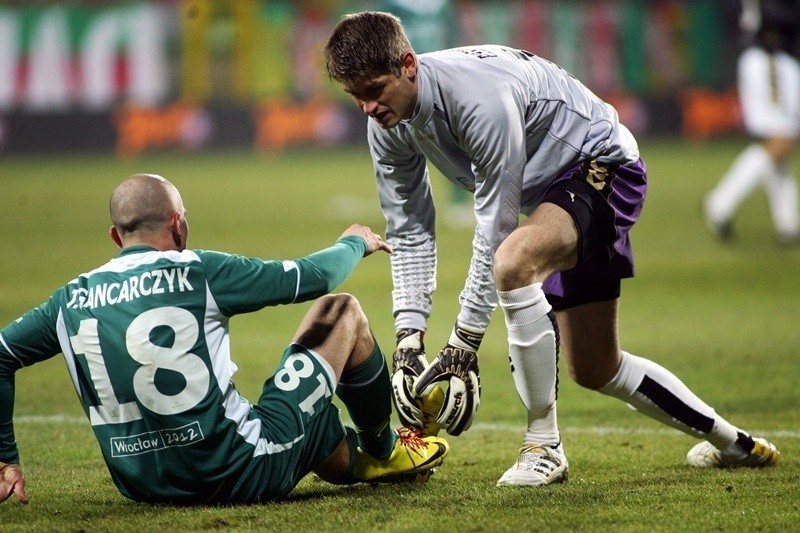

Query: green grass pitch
[1,138,798,531]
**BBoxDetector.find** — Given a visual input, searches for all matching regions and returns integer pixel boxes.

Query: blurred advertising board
[0,0,741,154]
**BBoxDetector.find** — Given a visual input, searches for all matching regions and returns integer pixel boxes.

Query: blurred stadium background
[1,0,743,155]
[4,2,800,529]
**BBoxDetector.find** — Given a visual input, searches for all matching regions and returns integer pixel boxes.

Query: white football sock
[765,162,800,236]
[599,351,741,449]
[706,143,774,223]
[498,283,560,447]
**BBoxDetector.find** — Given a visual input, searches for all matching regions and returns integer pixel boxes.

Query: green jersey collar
[119,244,159,257]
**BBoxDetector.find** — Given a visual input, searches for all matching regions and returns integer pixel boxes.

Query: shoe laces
[518,443,562,469]
[397,426,426,453]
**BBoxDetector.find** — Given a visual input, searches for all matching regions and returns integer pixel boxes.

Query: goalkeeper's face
[342,52,418,129]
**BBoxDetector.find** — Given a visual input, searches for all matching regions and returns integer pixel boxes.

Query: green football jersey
[0,236,367,502]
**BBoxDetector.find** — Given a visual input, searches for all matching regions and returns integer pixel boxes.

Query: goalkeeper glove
[390,329,444,436]
[414,322,483,436]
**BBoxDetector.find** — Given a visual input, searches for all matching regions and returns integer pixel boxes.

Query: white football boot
[496,442,569,487]
[687,437,779,468]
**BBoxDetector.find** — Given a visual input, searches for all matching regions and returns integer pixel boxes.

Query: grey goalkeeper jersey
[368,45,640,331]
[0,237,367,503]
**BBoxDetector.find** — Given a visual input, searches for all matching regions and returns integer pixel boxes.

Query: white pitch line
[472,422,800,440]
[17,415,86,424]
[14,415,800,440]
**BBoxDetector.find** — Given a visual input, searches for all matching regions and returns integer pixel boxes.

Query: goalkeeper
[324,11,779,487]
[0,173,447,505]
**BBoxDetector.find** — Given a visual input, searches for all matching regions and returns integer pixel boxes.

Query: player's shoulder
[422,44,515,60]
[420,45,537,92]
[190,249,221,261]
[421,47,534,112]
[190,248,241,270]
[193,248,280,271]
[421,45,536,71]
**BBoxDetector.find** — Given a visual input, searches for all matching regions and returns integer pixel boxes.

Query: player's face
[343,54,418,129]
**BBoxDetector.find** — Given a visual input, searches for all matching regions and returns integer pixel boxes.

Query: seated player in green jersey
[0,173,448,505]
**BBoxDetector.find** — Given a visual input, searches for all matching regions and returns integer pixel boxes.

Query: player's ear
[402,51,417,79]
[170,211,187,249]
[109,226,123,249]
[169,211,181,232]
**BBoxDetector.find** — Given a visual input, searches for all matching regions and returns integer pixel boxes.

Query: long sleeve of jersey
[0,353,22,464]
[370,130,438,332]
[0,296,62,464]
[201,235,368,315]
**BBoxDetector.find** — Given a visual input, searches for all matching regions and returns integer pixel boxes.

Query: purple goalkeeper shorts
[540,158,648,311]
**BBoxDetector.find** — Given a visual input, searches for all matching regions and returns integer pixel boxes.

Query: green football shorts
[225,343,347,503]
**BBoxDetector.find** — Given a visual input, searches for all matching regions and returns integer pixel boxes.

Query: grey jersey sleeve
[456,227,497,329]
[369,134,437,332]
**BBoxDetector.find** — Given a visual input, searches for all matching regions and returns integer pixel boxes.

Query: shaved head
[109,173,188,251]
[110,174,182,235]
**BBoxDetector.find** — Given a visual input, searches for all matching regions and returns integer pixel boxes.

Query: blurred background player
[703,0,800,244]
[0,173,447,505]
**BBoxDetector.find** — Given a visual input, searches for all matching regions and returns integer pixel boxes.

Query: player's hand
[340,224,392,256]
[414,345,481,437]
[390,329,430,429]
[0,462,28,504]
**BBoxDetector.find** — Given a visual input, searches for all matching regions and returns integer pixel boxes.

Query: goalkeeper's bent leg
[498,282,561,447]
[599,351,744,451]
